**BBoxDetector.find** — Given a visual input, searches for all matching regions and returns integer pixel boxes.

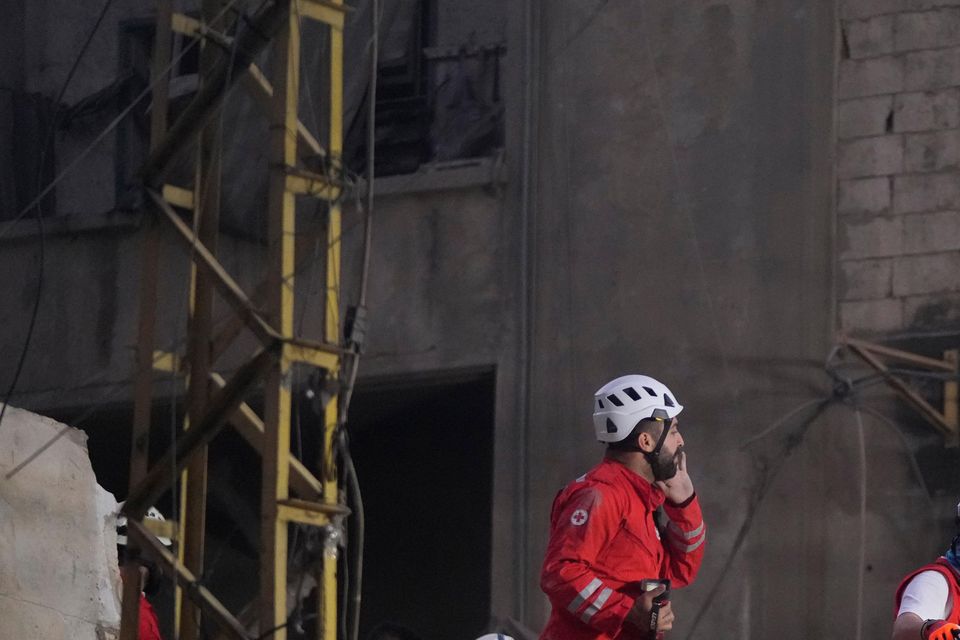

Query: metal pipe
[516,0,540,622]
[338,4,378,639]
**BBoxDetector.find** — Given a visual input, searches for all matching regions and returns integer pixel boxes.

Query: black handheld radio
[640,579,671,634]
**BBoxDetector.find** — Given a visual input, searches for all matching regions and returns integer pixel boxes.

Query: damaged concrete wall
[2,1,959,640]
[0,405,121,639]
[521,2,960,640]
[831,4,960,638]
[522,1,864,639]
[838,0,960,333]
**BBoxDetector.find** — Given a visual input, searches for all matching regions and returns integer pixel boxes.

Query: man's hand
[923,620,960,640]
[656,450,694,504]
[624,585,674,637]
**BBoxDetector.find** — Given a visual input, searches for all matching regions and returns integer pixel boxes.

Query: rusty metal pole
[120,0,173,637]
[260,3,299,636]
[178,2,227,637]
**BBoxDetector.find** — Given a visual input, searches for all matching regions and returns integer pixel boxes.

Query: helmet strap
[644,420,671,460]
[610,418,671,455]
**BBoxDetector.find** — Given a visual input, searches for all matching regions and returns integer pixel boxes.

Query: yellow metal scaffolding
[120,1,349,639]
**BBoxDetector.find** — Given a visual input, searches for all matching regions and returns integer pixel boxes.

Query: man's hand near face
[656,450,694,503]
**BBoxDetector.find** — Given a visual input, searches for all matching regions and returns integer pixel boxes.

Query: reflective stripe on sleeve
[669,534,705,553]
[567,578,603,614]
[580,587,613,623]
[668,520,704,540]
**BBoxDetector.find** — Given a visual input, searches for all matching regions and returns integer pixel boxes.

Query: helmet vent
[643,386,656,396]
[623,387,640,401]
[663,394,675,407]
[606,394,624,407]
[606,417,618,433]
[598,398,604,409]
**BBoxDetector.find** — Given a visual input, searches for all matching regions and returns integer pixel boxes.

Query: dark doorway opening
[347,370,495,640]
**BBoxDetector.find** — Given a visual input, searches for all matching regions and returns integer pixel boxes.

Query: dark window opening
[344,0,505,178]
[0,90,57,219]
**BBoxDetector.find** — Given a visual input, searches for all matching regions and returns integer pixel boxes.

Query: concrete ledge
[373,156,507,197]
[0,210,142,242]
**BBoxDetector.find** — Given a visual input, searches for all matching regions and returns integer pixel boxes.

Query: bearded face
[650,444,683,481]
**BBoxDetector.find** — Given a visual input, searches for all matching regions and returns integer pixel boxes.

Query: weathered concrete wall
[0,221,271,412]
[3,1,960,640]
[435,2,506,47]
[0,405,121,639]
[521,1,865,638]
[831,3,960,638]
[519,3,960,640]
[838,0,960,333]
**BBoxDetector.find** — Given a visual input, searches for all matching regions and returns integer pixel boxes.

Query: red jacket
[894,558,960,624]
[540,459,706,640]
[139,594,163,640]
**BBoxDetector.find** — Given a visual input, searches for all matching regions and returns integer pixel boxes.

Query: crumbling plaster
[0,406,121,640]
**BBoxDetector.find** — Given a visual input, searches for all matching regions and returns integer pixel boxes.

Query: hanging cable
[686,347,944,639]
[856,404,937,515]
[738,397,834,450]
[853,404,867,640]
[0,0,117,434]
[339,0,379,424]
[684,396,835,639]
[335,4,380,640]
[338,427,366,640]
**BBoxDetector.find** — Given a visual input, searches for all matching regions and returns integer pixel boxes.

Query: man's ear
[637,431,655,453]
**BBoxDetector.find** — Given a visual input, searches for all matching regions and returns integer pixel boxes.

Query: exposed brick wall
[838,2,960,333]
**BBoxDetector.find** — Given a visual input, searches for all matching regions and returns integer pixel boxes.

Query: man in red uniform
[892,501,960,640]
[540,374,706,640]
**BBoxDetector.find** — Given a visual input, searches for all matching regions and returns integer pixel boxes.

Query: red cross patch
[570,509,589,526]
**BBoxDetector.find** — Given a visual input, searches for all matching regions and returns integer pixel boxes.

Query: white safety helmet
[116,503,172,547]
[592,374,683,443]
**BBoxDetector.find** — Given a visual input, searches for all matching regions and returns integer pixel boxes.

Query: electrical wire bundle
[683,348,952,640]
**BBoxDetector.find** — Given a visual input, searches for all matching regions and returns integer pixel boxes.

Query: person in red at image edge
[117,505,170,640]
[540,374,706,640]
[892,501,960,640]
[136,592,162,640]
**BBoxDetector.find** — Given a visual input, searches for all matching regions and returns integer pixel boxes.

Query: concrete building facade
[838,0,960,333]
[1,1,959,639]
